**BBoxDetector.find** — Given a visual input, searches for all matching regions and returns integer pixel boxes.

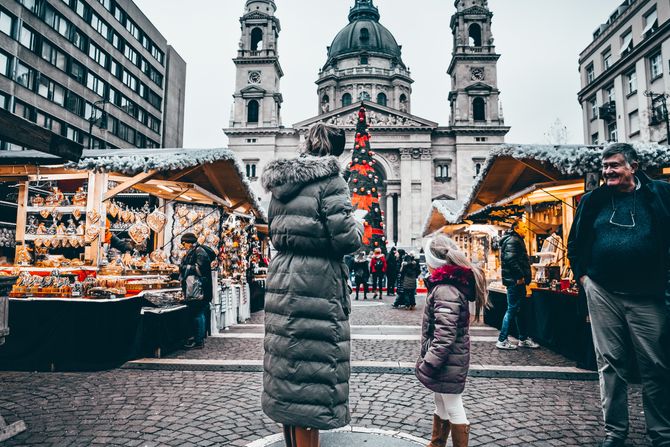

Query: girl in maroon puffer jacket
[415,235,488,447]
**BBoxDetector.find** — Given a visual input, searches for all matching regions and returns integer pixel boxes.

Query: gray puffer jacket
[416,265,475,394]
[260,154,362,430]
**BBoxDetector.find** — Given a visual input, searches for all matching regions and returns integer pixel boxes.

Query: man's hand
[516,278,525,285]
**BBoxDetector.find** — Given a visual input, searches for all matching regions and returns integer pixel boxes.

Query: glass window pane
[0,11,13,36]
[0,52,9,77]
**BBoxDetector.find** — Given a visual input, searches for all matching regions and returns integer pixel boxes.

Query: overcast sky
[133,0,622,148]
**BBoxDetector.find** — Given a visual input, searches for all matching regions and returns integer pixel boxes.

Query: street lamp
[87,99,108,149]
[643,90,670,143]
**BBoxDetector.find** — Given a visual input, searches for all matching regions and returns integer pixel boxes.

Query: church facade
[224,0,510,248]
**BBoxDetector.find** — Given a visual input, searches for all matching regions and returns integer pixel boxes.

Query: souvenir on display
[193,224,203,235]
[85,226,100,243]
[76,222,85,236]
[27,216,38,234]
[187,210,198,223]
[121,208,134,223]
[56,222,67,235]
[197,235,206,245]
[149,250,166,263]
[45,187,64,207]
[128,222,150,244]
[16,246,32,264]
[72,187,87,206]
[66,219,76,235]
[72,208,82,220]
[176,205,189,218]
[147,209,167,232]
[36,222,47,235]
[34,238,43,248]
[40,209,51,219]
[87,210,101,224]
[108,201,120,218]
[47,221,57,235]
[31,196,45,207]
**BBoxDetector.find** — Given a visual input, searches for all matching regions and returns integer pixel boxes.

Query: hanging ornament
[353,188,358,193]
[353,178,358,183]
[372,188,376,192]
[355,145,360,149]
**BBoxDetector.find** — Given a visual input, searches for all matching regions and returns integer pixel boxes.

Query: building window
[602,48,612,70]
[586,64,595,84]
[590,97,598,120]
[245,162,258,180]
[468,23,482,47]
[342,93,352,107]
[651,95,666,126]
[245,138,257,144]
[643,8,658,37]
[0,9,13,37]
[475,137,488,142]
[41,40,67,72]
[14,61,35,90]
[86,72,105,97]
[18,25,35,50]
[247,99,259,123]
[124,44,138,65]
[626,70,637,95]
[605,85,615,103]
[629,110,640,134]
[360,55,368,65]
[650,51,662,79]
[435,163,451,181]
[399,94,408,112]
[619,30,633,56]
[377,93,387,106]
[607,121,618,142]
[91,13,109,40]
[473,158,485,177]
[88,43,107,68]
[69,59,86,84]
[360,27,369,42]
[472,97,486,121]
[0,50,11,77]
[251,27,263,51]
[591,132,599,145]
[125,18,140,40]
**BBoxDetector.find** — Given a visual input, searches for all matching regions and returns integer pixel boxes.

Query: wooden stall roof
[0,148,266,222]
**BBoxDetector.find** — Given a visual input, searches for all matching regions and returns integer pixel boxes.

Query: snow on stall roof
[433,143,670,228]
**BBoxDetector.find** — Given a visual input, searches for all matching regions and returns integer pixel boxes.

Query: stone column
[399,149,412,247]
[420,148,433,240]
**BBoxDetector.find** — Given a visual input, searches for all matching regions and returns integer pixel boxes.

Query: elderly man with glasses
[568,143,670,447]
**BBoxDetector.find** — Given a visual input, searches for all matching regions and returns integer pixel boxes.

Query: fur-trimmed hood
[261,155,341,202]
[427,264,476,301]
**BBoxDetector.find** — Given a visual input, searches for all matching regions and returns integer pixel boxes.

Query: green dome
[325,1,404,67]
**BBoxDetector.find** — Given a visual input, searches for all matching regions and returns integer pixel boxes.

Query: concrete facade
[225,0,509,249]
[578,0,670,144]
[0,0,185,149]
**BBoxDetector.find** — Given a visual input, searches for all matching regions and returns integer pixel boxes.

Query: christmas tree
[348,106,386,252]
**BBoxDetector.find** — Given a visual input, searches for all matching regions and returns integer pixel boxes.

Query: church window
[251,28,263,51]
[360,27,369,42]
[245,161,258,180]
[359,91,371,101]
[342,93,352,107]
[399,94,408,112]
[473,97,486,121]
[322,94,329,104]
[473,158,485,177]
[360,55,368,65]
[435,163,451,182]
[377,93,387,107]
[468,23,482,47]
[247,99,259,123]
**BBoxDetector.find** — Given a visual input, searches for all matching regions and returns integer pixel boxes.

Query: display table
[139,305,189,358]
[0,296,142,371]
[485,286,596,370]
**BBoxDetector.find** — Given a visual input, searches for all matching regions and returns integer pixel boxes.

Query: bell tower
[230,0,283,128]
[447,0,504,128]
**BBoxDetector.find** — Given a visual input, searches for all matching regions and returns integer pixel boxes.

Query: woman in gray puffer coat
[261,123,363,447]
[416,235,488,447]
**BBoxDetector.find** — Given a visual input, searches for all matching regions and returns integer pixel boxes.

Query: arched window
[322,94,329,104]
[377,92,387,106]
[251,28,263,51]
[360,27,369,42]
[473,97,486,121]
[469,23,482,47]
[399,93,408,112]
[342,93,352,107]
[247,100,259,123]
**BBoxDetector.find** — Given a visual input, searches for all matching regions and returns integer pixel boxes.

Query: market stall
[424,144,670,370]
[0,148,264,369]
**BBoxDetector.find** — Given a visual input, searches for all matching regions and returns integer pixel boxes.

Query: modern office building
[225,0,510,248]
[578,0,670,144]
[0,0,186,150]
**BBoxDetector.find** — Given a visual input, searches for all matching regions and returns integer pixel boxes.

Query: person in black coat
[179,233,213,349]
[385,247,398,296]
[352,251,370,300]
[496,220,539,350]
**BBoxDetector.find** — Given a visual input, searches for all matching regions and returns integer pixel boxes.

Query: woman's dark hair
[403,254,413,263]
[303,123,346,157]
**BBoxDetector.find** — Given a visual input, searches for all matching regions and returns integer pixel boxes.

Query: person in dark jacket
[369,247,387,299]
[385,247,398,296]
[394,249,407,300]
[179,233,213,349]
[393,253,420,309]
[352,250,370,300]
[260,122,363,447]
[567,144,670,447]
[416,235,488,447]
[496,220,539,350]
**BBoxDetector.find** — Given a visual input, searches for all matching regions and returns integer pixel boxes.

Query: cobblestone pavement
[164,337,575,367]
[0,370,648,447]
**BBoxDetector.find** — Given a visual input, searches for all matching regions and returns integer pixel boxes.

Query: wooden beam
[190,184,230,207]
[202,164,234,205]
[0,108,83,161]
[14,182,28,262]
[103,170,158,201]
[166,166,200,182]
[27,173,89,181]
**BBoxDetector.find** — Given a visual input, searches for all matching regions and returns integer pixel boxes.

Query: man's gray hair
[602,143,638,166]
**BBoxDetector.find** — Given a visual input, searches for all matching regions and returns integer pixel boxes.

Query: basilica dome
[325,0,405,68]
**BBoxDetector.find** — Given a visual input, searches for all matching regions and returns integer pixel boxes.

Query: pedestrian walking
[567,143,670,447]
[393,253,419,309]
[386,247,398,296]
[416,235,488,447]
[260,122,363,447]
[179,233,214,349]
[496,219,540,350]
[353,250,370,300]
[370,247,387,299]
[394,249,407,304]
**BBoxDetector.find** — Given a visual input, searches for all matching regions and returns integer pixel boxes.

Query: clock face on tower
[248,71,261,84]
[470,67,485,81]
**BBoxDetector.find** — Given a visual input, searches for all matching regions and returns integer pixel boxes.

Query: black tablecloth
[485,287,597,370]
[137,305,190,357]
[0,297,142,371]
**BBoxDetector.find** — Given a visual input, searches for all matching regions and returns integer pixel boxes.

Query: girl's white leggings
[434,392,468,424]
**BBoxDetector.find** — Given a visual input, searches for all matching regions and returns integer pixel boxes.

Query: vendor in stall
[179,233,213,349]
